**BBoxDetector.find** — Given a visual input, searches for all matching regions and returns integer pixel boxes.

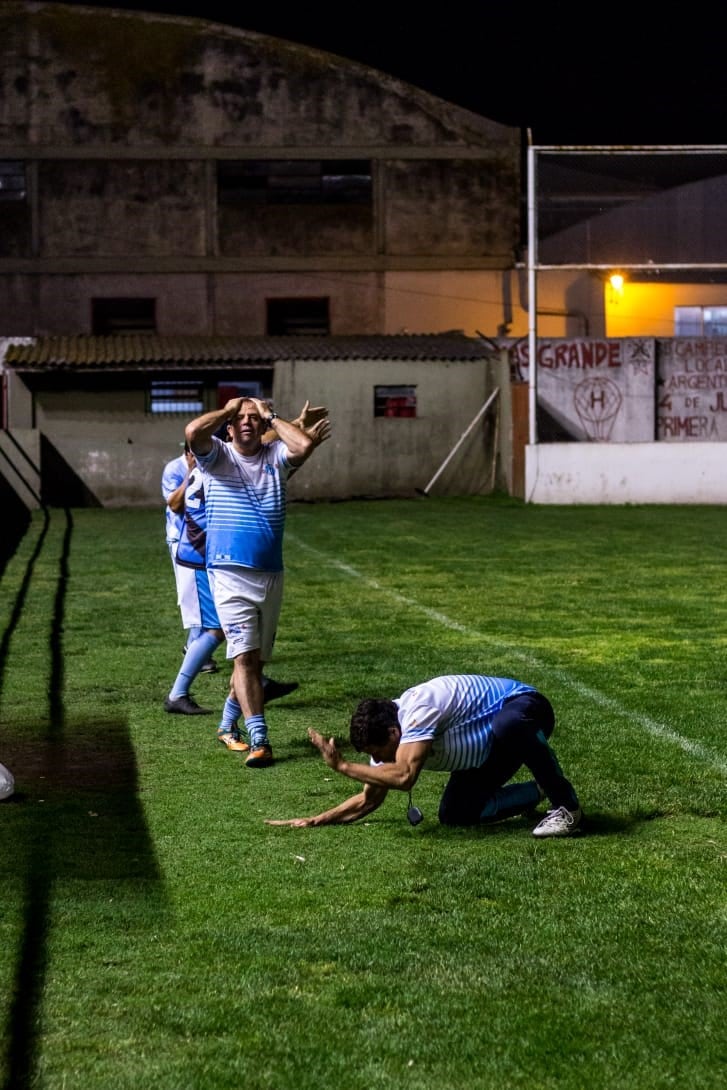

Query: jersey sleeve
[396,694,443,744]
[193,436,226,471]
[161,460,184,501]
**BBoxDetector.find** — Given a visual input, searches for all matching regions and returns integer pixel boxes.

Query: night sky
[39,1,727,145]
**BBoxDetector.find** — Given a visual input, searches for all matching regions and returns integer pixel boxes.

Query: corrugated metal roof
[3,333,496,371]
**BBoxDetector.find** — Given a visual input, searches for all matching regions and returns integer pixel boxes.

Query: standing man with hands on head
[186,395,329,768]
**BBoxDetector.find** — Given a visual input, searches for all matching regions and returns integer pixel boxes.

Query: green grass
[1,497,725,1090]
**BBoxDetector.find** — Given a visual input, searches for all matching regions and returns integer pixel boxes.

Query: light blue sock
[218,696,242,733]
[186,625,203,648]
[480,781,542,822]
[244,714,269,748]
[169,631,222,700]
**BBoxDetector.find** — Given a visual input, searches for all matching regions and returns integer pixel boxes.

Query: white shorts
[176,563,220,630]
[169,542,191,623]
[208,566,284,662]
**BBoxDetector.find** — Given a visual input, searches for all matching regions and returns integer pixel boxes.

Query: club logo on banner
[510,338,655,442]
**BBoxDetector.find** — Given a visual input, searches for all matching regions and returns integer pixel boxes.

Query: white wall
[525,443,727,504]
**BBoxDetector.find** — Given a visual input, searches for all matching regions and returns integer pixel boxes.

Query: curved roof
[3,2,518,151]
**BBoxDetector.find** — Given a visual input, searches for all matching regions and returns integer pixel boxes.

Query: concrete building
[1,3,725,507]
[0,1,522,341]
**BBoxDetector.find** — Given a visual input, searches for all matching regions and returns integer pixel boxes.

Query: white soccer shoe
[532,805,582,838]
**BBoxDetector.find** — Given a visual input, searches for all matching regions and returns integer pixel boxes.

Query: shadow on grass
[2,716,167,880]
[359,809,663,839]
[0,509,166,1090]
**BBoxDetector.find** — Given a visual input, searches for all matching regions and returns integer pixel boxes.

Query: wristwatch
[267,411,279,425]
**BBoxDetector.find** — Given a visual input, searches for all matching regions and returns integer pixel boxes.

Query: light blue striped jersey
[394,675,535,771]
[194,436,293,572]
[161,453,187,545]
[175,467,207,570]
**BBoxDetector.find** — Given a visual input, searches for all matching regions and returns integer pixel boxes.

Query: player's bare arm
[250,396,317,466]
[166,450,195,513]
[185,398,244,455]
[265,782,388,828]
[167,478,189,514]
[308,729,431,792]
[264,728,430,827]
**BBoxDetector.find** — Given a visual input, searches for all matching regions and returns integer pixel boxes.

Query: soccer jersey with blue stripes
[161,453,187,545]
[394,675,536,771]
[175,467,207,570]
[195,437,292,572]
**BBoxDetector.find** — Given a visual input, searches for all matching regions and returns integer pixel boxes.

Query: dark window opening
[92,298,156,335]
[267,298,330,336]
[218,160,372,205]
[0,161,26,202]
[374,385,417,418]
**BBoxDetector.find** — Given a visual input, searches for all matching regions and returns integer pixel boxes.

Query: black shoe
[262,678,299,704]
[164,695,212,715]
[199,660,219,674]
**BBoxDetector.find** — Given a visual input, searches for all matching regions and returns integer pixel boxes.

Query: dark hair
[350,698,399,751]
[183,441,191,453]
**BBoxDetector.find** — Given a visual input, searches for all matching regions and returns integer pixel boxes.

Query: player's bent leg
[438,743,521,825]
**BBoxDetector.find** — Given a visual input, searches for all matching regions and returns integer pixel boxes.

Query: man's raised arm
[185,398,243,456]
[249,397,316,467]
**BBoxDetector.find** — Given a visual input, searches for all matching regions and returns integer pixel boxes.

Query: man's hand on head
[247,397,271,421]
[223,397,244,416]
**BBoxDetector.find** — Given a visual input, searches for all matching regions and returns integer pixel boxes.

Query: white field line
[289,536,727,777]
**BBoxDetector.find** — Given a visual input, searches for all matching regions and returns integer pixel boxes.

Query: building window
[92,298,156,334]
[0,161,26,201]
[374,385,417,418]
[267,298,330,336]
[675,306,727,337]
[218,160,372,205]
[148,381,204,415]
[216,380,265,408]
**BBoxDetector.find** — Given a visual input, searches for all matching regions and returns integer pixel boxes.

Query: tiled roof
[4,333,497,371]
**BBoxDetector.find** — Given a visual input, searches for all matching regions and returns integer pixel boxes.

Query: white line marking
[288,536,727,776]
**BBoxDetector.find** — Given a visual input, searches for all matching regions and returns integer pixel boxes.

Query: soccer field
[1,497,725,1090]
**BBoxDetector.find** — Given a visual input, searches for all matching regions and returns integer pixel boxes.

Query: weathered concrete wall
[0,428,41,508]
[526,442,727,504]
[39,161,208,258]
[13,356,502,506]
